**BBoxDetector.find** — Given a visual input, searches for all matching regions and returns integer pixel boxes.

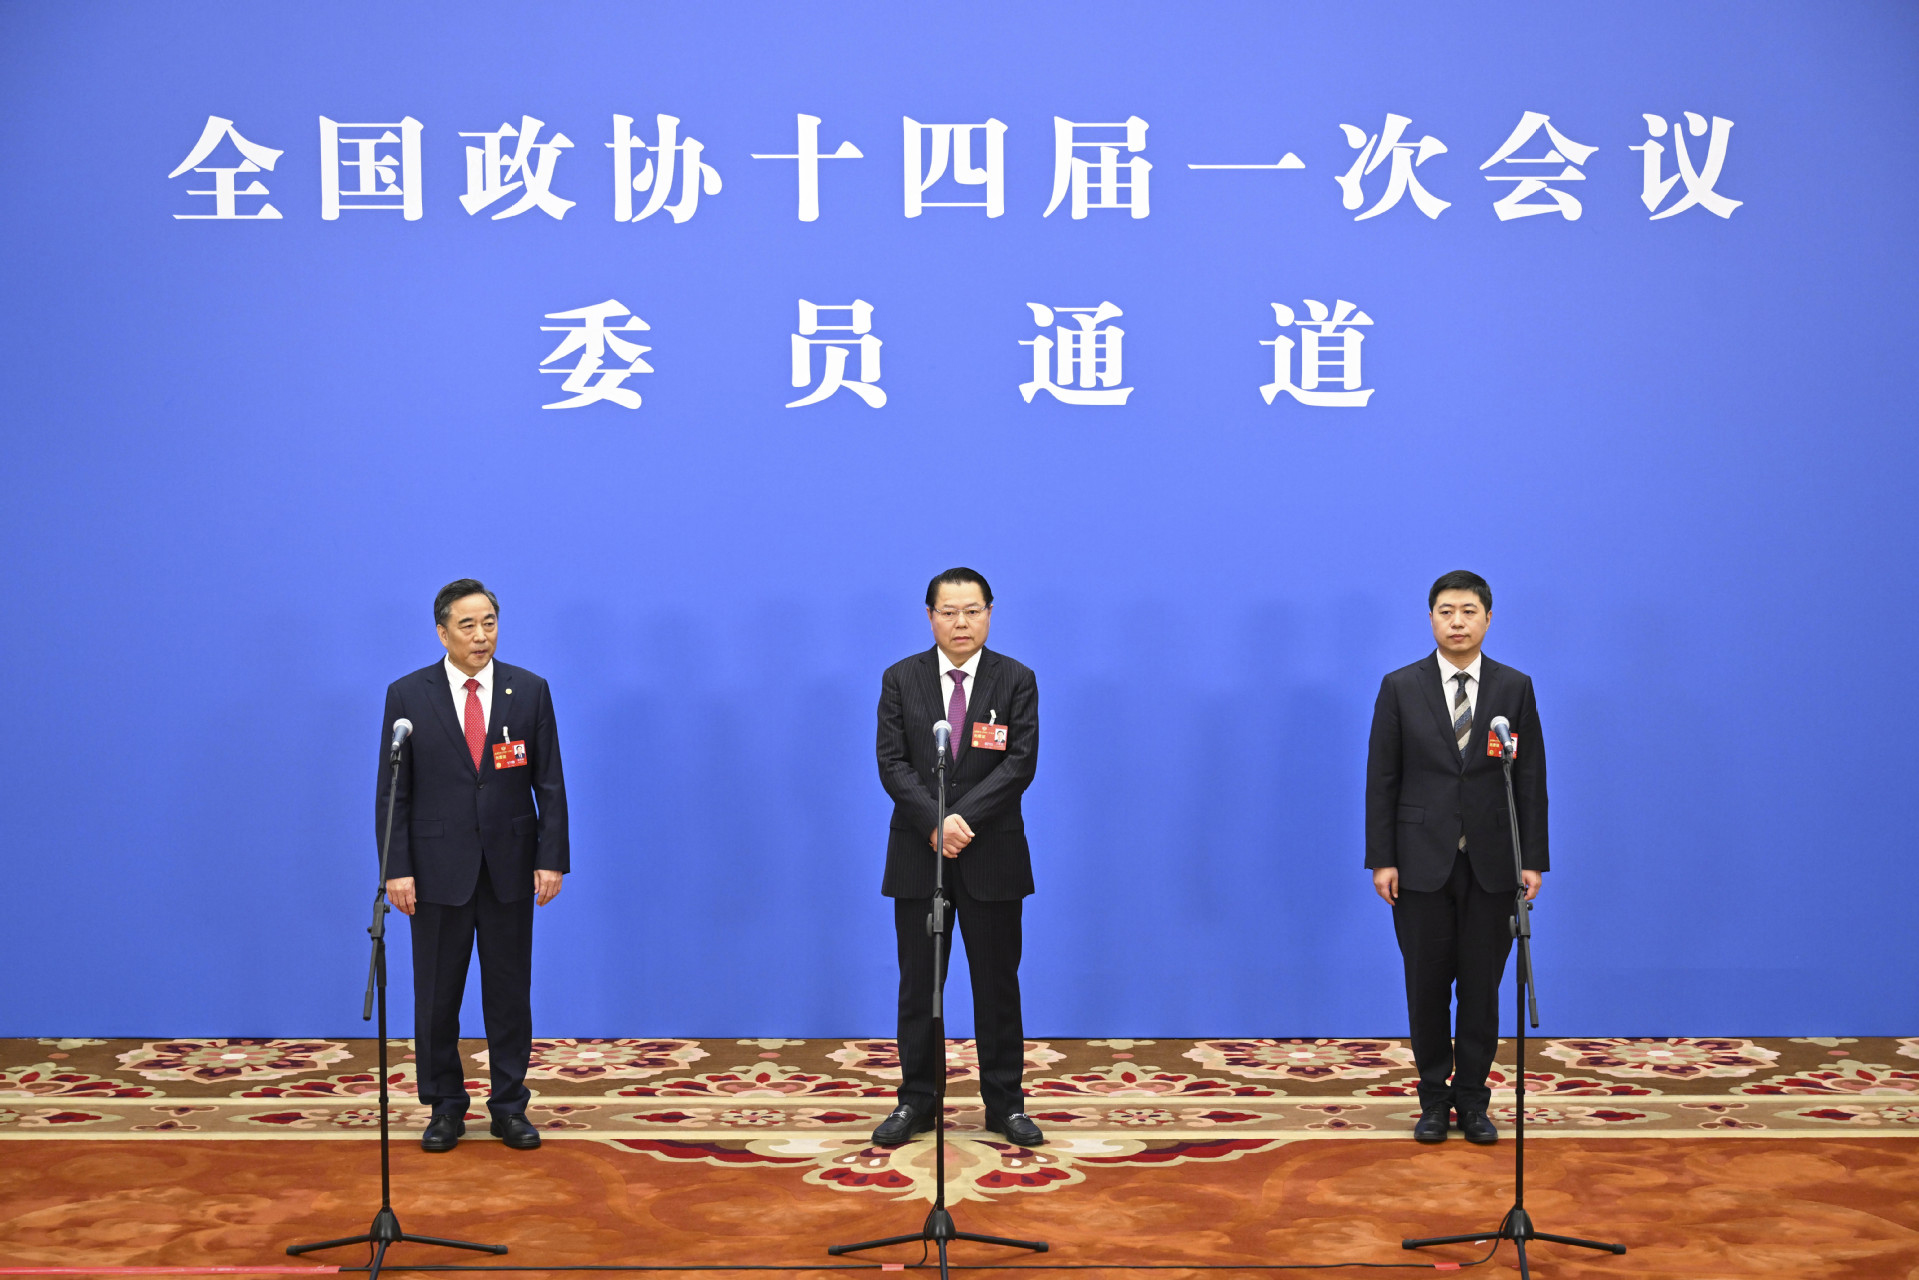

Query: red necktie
[463,677,485,770]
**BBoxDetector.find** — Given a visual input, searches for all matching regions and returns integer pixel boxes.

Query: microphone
[389,718,414,752]
[933,719,952,758]
[1489,715,1514,758]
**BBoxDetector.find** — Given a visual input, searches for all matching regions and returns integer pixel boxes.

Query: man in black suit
[377,578,568,1153]
[871,567,1044,1149]
[1366,570,1547,1145]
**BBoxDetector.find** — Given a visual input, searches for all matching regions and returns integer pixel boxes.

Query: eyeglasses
[932,607,990,622]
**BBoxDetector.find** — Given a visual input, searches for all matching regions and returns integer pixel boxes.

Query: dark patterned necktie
[1452,671,1472,760]
[947,669,966,761]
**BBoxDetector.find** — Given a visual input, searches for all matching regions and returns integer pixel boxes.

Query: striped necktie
[1452,671,1472,760]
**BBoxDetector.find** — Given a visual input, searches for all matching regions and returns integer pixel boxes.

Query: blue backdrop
[2,1,1914,1038]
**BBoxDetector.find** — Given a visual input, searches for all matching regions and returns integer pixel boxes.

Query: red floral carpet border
[5,1036,1913,1202]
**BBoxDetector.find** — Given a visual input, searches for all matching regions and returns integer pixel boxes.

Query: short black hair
[926,567,993,609]
[1428,570,1491,613]
[435,578,500,627]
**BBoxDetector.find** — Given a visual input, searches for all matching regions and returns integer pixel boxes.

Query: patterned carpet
[2,1037,1917,1276]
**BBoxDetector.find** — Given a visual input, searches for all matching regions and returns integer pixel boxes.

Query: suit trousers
[893,876,1026,1120]
[409,863,535,1119]
[1391,850,1514,1113]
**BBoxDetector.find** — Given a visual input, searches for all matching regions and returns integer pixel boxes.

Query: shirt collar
[938,647,984,681]
[1437,650,1483,684]
[445,656,494,691]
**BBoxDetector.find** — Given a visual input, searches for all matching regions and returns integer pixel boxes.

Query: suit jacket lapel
[958,651,1004,771]
[1418,652,1460,763]
[421,662,474,770]
[1468,658,1504,769]
[915,649,945,749]
[488,666,521,773]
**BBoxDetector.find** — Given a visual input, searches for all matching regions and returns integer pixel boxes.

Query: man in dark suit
[1366,570,1547,1145]
[377,578,568,1153]
[871,567,1044,1149]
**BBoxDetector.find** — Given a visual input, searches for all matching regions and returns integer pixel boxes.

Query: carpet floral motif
[1539,1038,1779,1080]
[129,1105,220,1132]
[0,1106,111,1127]
[1027,1063,1280,1099]
[1184,1039,1414,1083]
[1682,1102,1768,1130]
[4,1037,1913,1157]
[485,1039,708,1082]
[528,1104,602,1130]
[826,1040,1064,1082]
[1356,1067,1658,1098]
[1025,1105,1268,1127]
[116,1040,352,1084]
[1734,1061,1919,1096]
[1295,1104,1376,1132]
[1481,1103,1666,1127]
[234,1070,410,1099]
[1785,1104,1919,1126]
[613,1133,1279,1204]
[618,1106,872,1129]
[0,1064,159,1100]
[609,1062,893,1099]
[237,1104,436,1131]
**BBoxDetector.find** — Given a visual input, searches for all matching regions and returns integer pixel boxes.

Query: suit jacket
[877,647,1038,901]
[1365,652,1548,894]
[376,660,569,907]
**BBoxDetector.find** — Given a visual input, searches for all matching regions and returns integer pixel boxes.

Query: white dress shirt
[1436,650,1482,729]
[445,656,496,734]
[937,647,983,723]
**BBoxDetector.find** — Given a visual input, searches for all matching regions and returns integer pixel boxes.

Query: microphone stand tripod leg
[1400,752,1623,1271]
[827,748,1046,1272]
[287,749,507,1277]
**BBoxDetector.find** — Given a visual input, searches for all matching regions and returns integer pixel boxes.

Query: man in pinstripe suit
[870,567,1044,1149]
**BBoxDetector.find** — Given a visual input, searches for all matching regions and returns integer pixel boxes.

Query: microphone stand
[828,731,1047,1279]
[288,735,507,1280]
[1401,736,1625,1278]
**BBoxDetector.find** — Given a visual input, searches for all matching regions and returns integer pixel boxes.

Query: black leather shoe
[870,1104,935,1147]
[1413,1107,1450,1143]
[1458,1110,1499,1144]
[420,1114,464,1152]
[490,1113,543,1149]
[987,1112,1046,1147]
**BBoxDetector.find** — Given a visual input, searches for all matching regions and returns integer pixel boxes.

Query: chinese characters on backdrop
[171,110,1741,409]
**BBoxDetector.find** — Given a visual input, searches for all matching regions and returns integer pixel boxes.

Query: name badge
[971,722,1009,751]
[493,740,529,769]
[1487,730,1517,758]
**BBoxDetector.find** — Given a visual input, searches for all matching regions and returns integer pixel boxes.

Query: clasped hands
[929,813,974,859]
[384,870,565,915]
